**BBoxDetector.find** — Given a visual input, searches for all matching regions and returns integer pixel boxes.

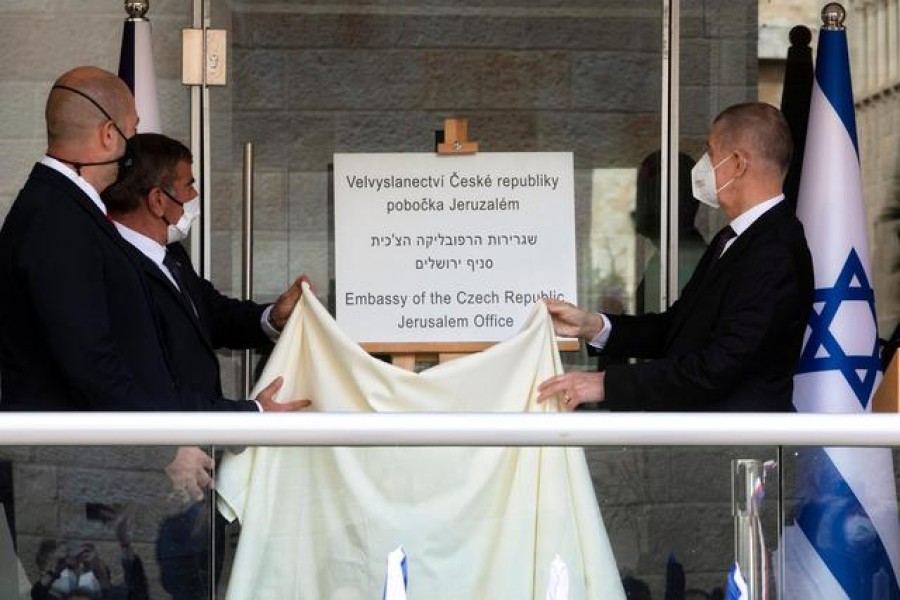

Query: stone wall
[847,0,900,335]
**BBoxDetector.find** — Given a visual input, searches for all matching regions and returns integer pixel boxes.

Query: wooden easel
[436,117,479,155]
[360,117,577,371]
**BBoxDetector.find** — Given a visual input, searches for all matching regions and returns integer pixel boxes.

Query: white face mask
[691,152,735,209]
[167,197,200,244]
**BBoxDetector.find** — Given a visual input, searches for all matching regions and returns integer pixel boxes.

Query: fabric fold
[217,284,623,599]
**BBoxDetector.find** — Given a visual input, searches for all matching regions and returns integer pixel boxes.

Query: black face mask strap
[44,152,83,176]
[45,152,118,177]
[48,85,129,175]
[160,188,186,207]
[52,84,128,141]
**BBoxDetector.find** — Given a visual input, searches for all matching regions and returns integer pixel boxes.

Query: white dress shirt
[113,222,179,287]
[40,155,106,215]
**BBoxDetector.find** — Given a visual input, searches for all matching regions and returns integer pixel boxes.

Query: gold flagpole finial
[124,0,149,19]
[821,3,846,31]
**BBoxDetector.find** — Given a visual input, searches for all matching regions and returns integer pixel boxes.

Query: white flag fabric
[0,503,30,597]
[726,562,749,600]
[216,284,624,599]
[118,17,161,133]
[545,555,570,600]
[383,546,408,600]
[788,19,900,599]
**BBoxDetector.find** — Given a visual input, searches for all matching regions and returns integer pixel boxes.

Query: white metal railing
[0,412,899,446]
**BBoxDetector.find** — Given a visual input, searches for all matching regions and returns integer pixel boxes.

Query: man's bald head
[45,66,135,147]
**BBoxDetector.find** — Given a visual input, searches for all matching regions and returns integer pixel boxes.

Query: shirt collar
[113,221,168,268]
[40,155,107,216]
[729,194,784,237]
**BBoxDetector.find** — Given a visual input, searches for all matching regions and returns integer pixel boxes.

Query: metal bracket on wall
[182,28,227,86]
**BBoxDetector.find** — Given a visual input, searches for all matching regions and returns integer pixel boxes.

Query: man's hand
[537,371,605,410]
[543,299,604,340]
[269,275,312,331]
[165,446,215,503]
[255,376,313,412]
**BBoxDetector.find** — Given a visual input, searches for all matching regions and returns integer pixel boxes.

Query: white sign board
[334,152,577,344]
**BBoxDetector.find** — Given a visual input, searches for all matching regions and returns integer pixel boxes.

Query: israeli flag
[727,562,749,600]
[383,546,408,600]
[545,554,569,600]
[118,13,161,133]
[788,12,900,599]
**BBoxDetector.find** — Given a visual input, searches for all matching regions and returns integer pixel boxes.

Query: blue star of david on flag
[796,248,880,407]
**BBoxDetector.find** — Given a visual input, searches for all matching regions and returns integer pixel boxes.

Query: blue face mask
[46,84,138,182]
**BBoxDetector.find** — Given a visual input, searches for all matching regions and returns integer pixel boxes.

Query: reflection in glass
[0,446,216,599]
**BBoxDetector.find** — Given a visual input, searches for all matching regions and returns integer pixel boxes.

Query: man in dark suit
[0,66,306,415]
[101,132,315,599]
[538,102,813,412]
[101,132,306,406]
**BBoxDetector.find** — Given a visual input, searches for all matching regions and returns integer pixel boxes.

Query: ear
[147,188,166,217]
[98,120,118,151]
[733,152,749,177]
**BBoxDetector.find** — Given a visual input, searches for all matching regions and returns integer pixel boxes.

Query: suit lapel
[665,242,721,341]
[36,164,159,293]
[122,240,217,357]
[35,164,120,241]
[666,203,786,342]
[711,202,787,281]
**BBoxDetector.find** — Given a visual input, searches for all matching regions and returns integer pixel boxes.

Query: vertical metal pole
[242,142,255,399]
[187,0,212,279]
[776,446,784,600]
[732,458,766,599]
[659,0,671,310]
[200,0,212,281]
[189,1,214,594]
[667,0,681,306]
[659,0,682,309]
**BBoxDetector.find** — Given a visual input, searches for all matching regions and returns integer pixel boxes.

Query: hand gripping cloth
[217,285,624,599]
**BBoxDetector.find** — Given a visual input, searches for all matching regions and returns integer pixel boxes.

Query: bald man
[0,66,305,413]
[539,102,814,412]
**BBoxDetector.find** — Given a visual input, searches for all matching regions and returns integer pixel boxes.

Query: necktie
[711,225,737,261]
[701,226,736,283]
[162,251,198,317]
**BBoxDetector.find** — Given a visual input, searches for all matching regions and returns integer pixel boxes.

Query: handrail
[1,412,899,446]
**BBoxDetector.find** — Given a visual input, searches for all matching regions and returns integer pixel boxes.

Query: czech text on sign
[335,152,577,343]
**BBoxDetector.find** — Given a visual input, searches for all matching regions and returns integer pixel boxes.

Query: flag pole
[119,0,162,134]
[778,25,813,213]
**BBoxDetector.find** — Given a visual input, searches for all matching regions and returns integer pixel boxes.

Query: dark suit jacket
[0,163,255,412]
[601,200,813,411]
[126,241,271,399]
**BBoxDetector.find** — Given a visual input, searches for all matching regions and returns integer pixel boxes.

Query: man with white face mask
[103,133,314,599]
[103,133,308,410]
[538,102,814,412]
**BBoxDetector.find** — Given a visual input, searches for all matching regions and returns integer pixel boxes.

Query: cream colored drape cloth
[217,286,624,599]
